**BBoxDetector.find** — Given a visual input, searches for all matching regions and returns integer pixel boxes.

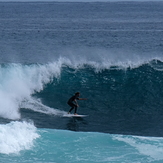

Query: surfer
[67,92,87,115]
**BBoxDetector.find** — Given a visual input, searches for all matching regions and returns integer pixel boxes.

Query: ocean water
[0,1,163,163]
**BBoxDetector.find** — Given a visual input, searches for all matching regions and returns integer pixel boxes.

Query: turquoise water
[1,121,163,163]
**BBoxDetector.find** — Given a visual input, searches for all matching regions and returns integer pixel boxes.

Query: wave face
[31,60,163,137]
[0,60,163,136]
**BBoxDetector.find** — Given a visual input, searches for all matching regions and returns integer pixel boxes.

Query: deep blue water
[0,1,163,162]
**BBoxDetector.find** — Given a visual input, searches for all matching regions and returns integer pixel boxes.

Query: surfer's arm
[78,98,87,100]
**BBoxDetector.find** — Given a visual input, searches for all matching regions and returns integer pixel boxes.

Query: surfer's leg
[74,106,77,114]
[68,102,75,113]
[68,107,74,113]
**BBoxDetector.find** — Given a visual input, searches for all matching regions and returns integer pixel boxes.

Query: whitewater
[0,1,163,163]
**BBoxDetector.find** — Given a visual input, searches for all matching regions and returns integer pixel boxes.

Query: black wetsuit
[67,95,79,114]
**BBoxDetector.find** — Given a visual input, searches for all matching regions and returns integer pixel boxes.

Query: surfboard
[63,114,88,118]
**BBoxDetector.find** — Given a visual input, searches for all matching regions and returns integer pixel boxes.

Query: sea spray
[0,63,62,120]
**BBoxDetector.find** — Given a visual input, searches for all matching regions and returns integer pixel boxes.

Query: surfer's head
[75,92,80,96]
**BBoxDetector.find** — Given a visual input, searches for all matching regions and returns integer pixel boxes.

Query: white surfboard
[63,114,88,118]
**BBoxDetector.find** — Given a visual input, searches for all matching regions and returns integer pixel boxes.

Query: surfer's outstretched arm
[78,98,87,100]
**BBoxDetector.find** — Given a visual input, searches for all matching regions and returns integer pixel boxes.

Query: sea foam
[0,63,61,120]
[0,121,39,154]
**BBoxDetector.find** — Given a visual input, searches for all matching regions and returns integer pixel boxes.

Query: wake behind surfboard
[63,114,88,118]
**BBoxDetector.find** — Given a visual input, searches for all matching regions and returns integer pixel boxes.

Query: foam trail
[21,98,67,116]
[0,121,39,154]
